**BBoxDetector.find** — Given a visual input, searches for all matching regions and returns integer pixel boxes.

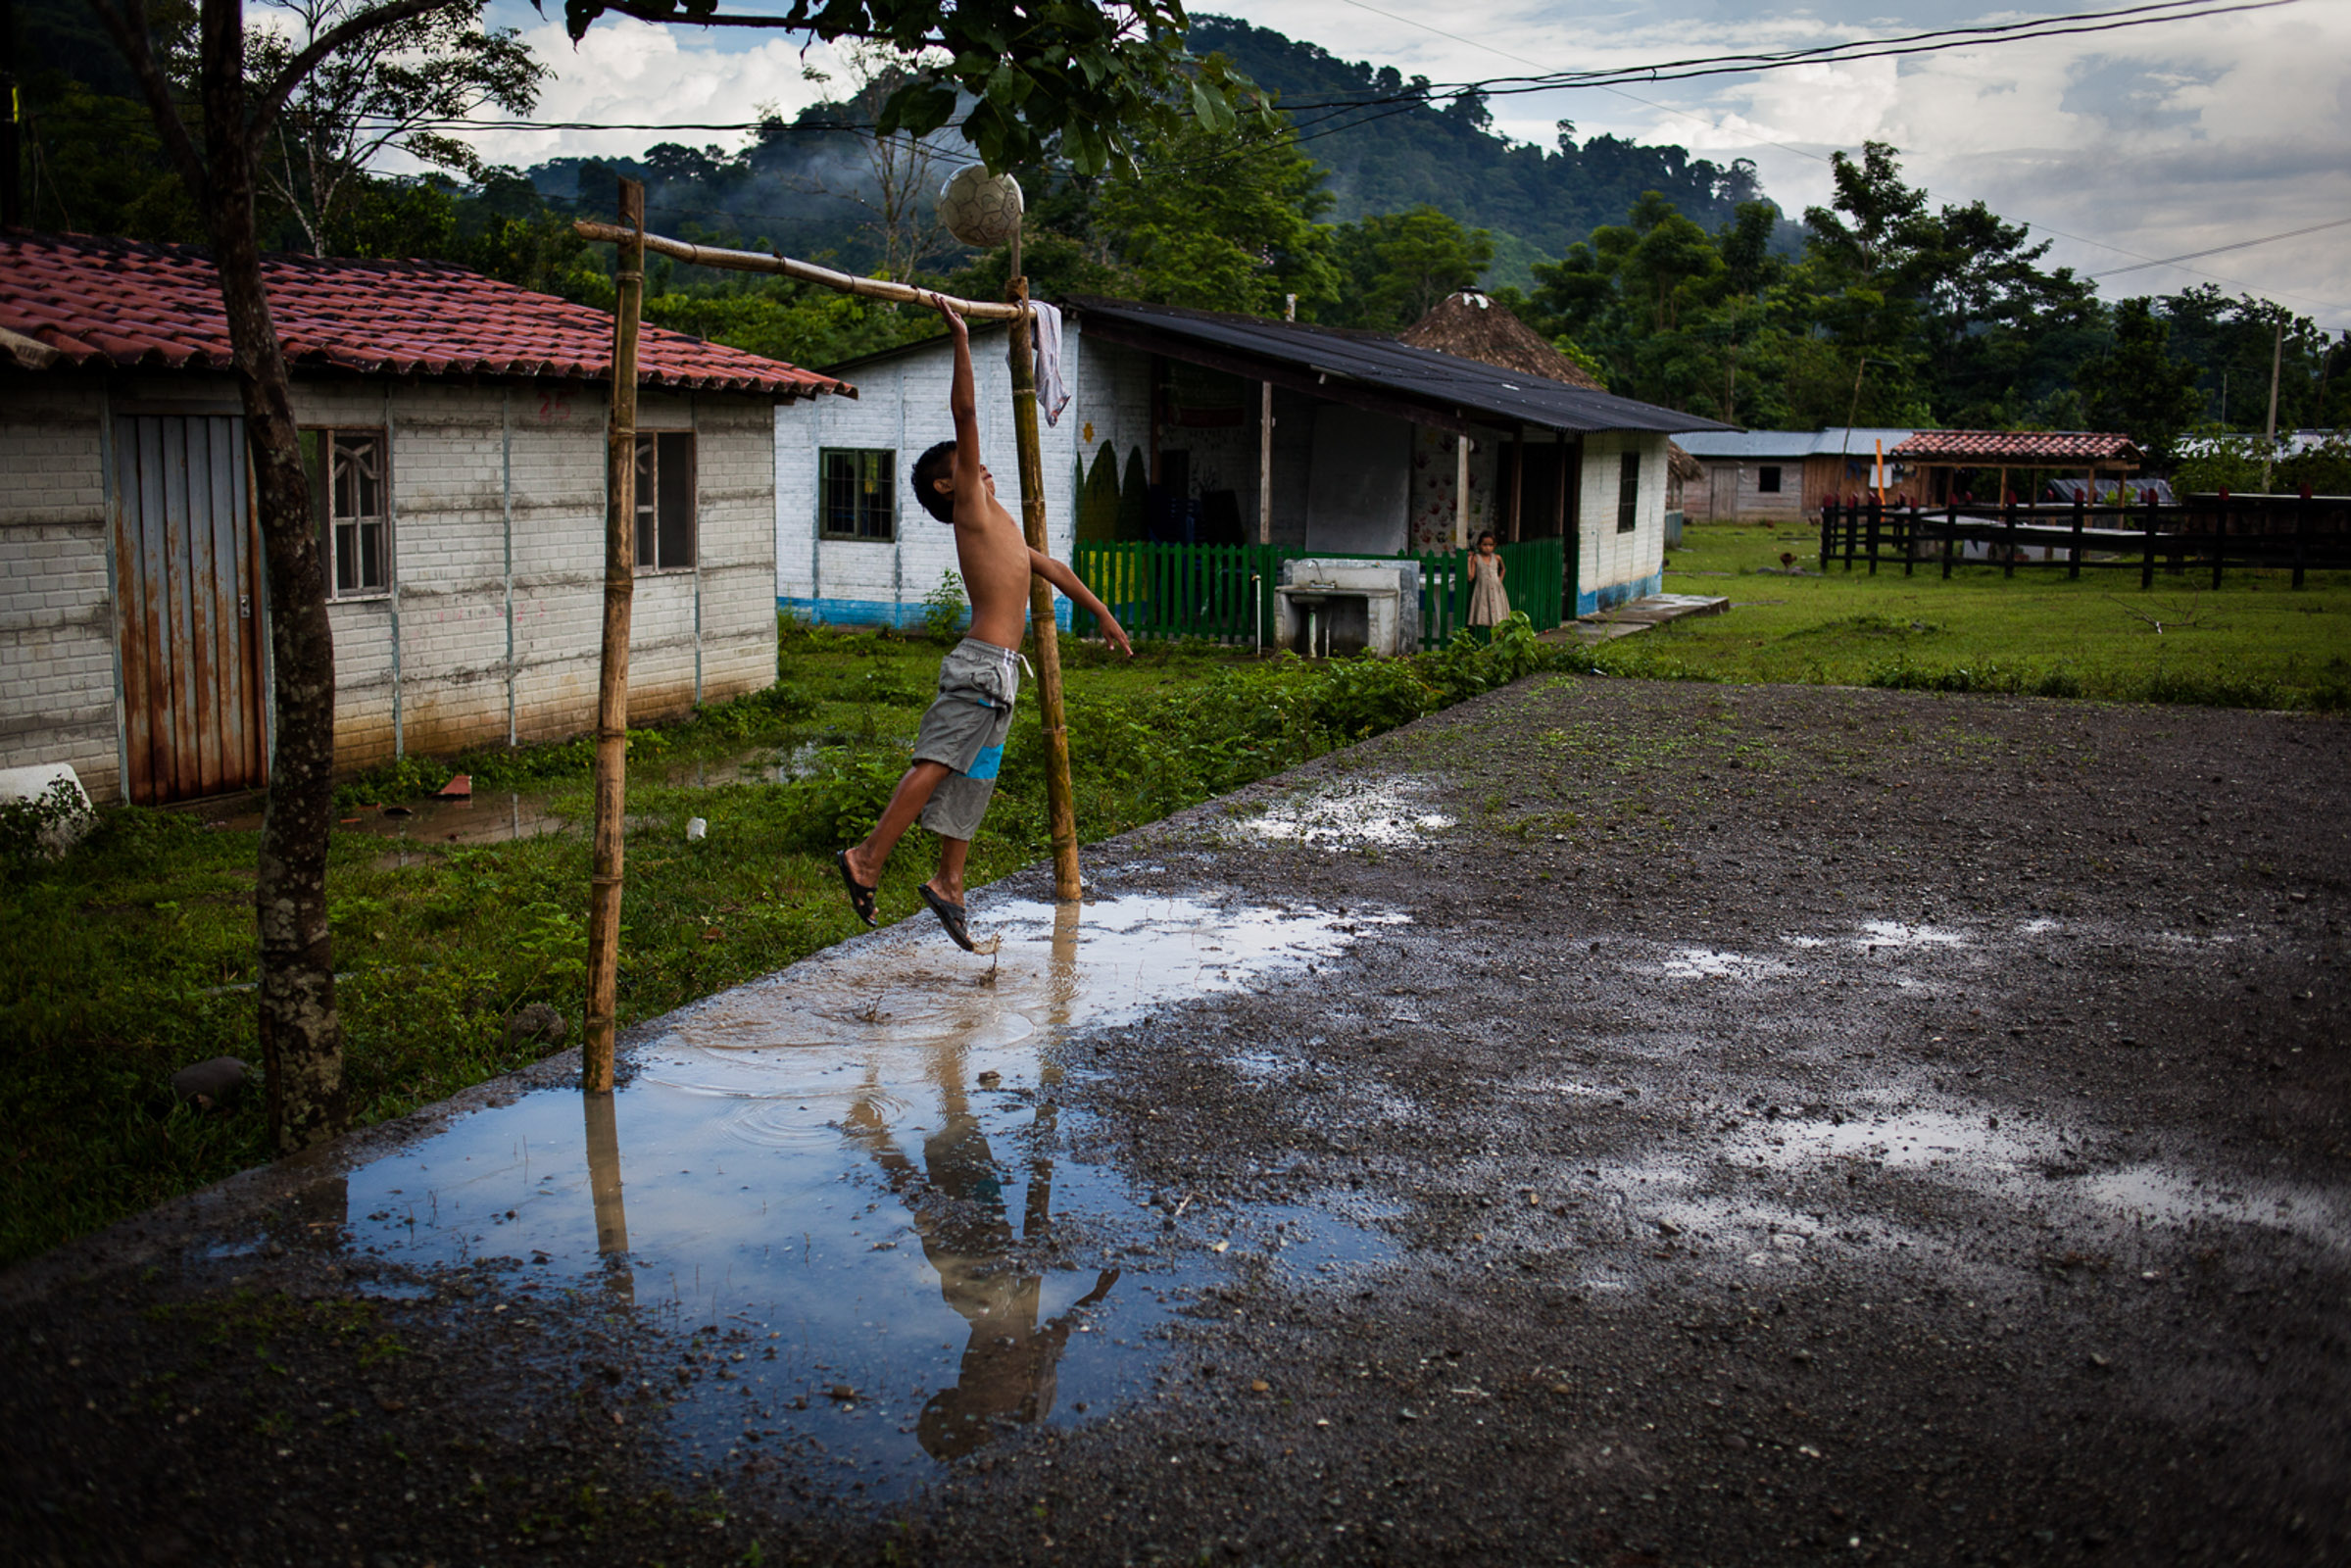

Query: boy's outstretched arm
[928,293,982,502]
[1028,549,1135,658]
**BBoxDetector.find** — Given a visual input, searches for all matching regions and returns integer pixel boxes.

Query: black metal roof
[1066,297,1732,437]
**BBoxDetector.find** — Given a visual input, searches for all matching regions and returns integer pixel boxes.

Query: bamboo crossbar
[572,221,1027,320]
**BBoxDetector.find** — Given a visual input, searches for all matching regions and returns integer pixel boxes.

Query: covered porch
[1061,297,1726,631]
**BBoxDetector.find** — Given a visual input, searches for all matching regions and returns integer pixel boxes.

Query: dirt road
[5,676,2345,1566]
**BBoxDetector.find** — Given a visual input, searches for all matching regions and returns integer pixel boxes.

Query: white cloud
[391,12,849,171]
[422,0,2351,324]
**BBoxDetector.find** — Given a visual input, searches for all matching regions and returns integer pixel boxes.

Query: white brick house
[781,298,1716,628]
[0,232,846,806]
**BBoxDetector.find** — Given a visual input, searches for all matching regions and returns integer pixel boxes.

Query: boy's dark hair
[912,440,958,522]
[1475,529,1497,547]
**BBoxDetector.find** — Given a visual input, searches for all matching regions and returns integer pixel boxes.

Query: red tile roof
[1889,429,2138,464]
[0,230,850,399]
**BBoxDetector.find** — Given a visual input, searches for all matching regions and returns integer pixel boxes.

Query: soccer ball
[936,167,1024,248]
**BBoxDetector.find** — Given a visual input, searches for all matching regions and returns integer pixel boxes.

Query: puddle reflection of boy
[847,1089,1119,1460]
[835,294,1132,951]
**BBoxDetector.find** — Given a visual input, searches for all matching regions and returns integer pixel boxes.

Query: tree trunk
[202,0,347,1152]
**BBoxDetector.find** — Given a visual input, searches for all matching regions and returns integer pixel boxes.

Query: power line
[2089,215,2351,277]
[1322,0,2349,324]
[1318,0,2305,101]
[380,2,2350,320]
[381,0,2310,132]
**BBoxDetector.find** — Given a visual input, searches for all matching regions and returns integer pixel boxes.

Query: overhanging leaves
[547,0,1258,175]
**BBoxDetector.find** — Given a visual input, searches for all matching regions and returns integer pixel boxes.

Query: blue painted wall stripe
[1576,571,1662,617]
[779,596,1073,631]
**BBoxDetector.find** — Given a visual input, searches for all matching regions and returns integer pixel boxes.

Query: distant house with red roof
[0,231,850,806]
[1886,430,2140,505]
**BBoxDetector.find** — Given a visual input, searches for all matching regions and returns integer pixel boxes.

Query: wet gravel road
[5,676,2346,1566]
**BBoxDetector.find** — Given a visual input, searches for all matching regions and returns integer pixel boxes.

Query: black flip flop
[834,849,878,927]
[919,883,977,953]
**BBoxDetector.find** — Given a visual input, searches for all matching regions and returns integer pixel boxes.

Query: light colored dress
[1466,554,1511,626]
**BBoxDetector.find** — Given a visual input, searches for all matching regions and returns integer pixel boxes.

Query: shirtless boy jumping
[834,294,1133,951]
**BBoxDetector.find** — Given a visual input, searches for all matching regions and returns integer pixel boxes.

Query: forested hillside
[1186,16,1779,284]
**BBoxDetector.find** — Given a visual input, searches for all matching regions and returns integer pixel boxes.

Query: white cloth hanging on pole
[1032,301,1069,427]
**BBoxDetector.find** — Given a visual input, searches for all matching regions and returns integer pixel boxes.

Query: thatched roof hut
[1402,292,1707,485]
[1399,291,1606,390]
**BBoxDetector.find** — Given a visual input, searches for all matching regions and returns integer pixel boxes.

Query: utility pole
[2261,317,2283,494]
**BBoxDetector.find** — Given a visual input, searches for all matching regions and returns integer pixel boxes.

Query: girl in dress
[1465,529,1511,628]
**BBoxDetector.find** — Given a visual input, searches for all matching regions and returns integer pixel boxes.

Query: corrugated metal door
[111,415,269,805]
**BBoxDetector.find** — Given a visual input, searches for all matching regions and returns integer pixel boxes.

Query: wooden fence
[1817,492,2351,589]
[1068,536,1569,651]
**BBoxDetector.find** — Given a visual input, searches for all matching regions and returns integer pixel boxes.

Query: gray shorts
[913,637,1020,842]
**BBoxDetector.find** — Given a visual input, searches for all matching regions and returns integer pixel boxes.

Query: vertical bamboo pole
[1453,434,1470,548]
[1257,370,1273,547]
[584,178,643,1094]
[1004,232,1082,902]
[1507,428,1524,542]
[1255,293,1296,550]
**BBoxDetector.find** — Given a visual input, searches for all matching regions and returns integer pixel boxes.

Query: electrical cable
[366,0,2311,131]
[1316,0,2347,321]
[2088,216,2351,277]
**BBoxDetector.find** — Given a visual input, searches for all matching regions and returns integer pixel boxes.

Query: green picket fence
[1069,537,1568,651]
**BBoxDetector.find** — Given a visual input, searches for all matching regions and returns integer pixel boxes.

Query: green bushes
[0,777,94,874]
[921,569,970,644]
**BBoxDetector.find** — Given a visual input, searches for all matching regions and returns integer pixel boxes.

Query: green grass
[0,614,1563,1264]
[1636,519,2351,710]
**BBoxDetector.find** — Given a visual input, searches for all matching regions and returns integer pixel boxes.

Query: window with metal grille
[1758,465,1783,493]
[634,432,697,570]
[300,428,389,598]
[819,448,896,541]
[1616,450,1641,533]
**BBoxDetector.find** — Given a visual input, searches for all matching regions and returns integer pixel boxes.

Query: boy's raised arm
[928,293,982,503]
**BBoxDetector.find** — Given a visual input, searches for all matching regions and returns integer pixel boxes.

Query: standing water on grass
[302,896,1382,1491]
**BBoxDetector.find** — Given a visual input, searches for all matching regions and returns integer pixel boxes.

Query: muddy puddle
[1624,1094,2351,1271]
[242,896,1396,1493]
[196,790,572,851]
[1577,917,2350,1272]
[1230,780,1456,851]
[197,743,875,865]
[364,793,571,859]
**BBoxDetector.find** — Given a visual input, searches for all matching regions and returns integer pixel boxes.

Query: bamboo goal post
[582,181,644,1096]
[1001,229,1084,901]
[570,217,1088,1089]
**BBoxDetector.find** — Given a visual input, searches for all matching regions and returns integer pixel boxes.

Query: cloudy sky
[465,0,2351,329]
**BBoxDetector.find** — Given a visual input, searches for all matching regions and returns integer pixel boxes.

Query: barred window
[300,428,389,598]
[1616,450,1641,533]
[820,448,896,541]
[635,432,697,570]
